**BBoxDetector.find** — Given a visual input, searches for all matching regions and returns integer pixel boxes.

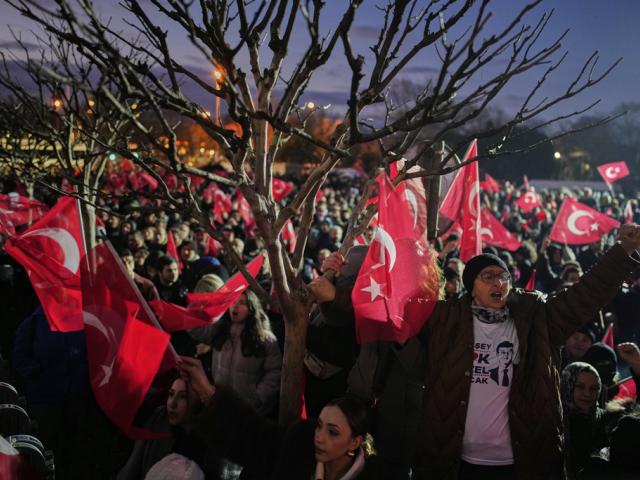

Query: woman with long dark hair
[208,290,281,415]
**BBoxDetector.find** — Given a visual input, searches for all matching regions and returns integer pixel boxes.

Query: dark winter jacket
[12,306,90,405]
[192,387,383,480]
[412,244,638,480]
[117,407,221,480]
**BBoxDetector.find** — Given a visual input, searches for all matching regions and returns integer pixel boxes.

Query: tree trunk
[278,291,312,426]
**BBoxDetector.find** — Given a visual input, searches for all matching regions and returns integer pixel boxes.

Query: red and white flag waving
[0,193,48,235]
[549,197,620,245]
[514,188,542,214]
[272,178,294,201]
[4,196,84,332]
[480,173,500,193]
[185,255,264,322]
[352,173,438,344]
[480,208,522,252]
[597,161,629,185]
[439,140,481,262]
[81,242,174,440]
[624,200,634,224]
[390,158,428,239]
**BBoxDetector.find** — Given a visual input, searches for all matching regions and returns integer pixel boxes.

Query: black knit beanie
[462,253,509,293]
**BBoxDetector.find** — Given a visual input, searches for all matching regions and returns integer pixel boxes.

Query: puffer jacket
[413,244,639,480]
[210,323,282,415]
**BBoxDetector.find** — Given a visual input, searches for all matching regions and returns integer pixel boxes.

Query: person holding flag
[340,223,640,479]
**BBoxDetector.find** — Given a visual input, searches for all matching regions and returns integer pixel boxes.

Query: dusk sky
[0,1,638,122]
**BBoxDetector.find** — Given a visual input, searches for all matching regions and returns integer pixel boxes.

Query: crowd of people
[1,170,640,480]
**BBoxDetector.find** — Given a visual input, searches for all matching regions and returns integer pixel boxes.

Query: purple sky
[0,1,638,121]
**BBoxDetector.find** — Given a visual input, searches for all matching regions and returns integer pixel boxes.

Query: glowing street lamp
[52,98,63,109]
[306,101,315,109]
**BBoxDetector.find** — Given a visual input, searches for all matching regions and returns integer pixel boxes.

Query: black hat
[462,253,509,293]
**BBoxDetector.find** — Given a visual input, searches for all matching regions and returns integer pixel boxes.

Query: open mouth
[490,292,503,300]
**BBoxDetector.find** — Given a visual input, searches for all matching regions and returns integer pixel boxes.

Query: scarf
[314,448,365,480]
[471,303,510,324]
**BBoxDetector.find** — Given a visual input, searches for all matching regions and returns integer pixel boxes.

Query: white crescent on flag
[605,166,620,179]
[468,182,479,217]
[82,310,118,387]
[480,227,494,239]
[371,226,397,272]
[567,210,593,236]
[21,227,80,274]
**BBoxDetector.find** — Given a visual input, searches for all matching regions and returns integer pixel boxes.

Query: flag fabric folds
[549,197,620,245]
[352,173,438,344]
[4,196,84,331]
[185,255,264,322]
[439,140,481,262]
[81,242,174,439]
[480,208,522,252]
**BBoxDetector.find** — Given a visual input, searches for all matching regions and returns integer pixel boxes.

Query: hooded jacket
[412,244,638,480]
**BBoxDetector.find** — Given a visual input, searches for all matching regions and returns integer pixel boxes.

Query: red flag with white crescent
[624,200,634,224]
[352,173,438,344]
[272,178,294,201]
[480,208,522,252]
[4,197,84,332]
[81,242,174,440]
[514,188,542,214]
[549,197,620,245]
[480,173,500,193]
[596,161,629,185]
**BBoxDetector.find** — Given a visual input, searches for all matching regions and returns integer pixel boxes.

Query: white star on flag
[361,276,384,301]
[590,222,599,231]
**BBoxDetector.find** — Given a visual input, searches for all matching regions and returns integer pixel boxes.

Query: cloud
[351,25,380,41]
[402,65,440,75]
[0,40,39,50]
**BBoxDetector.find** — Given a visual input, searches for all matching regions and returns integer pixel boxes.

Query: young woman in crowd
[117,375,221,479]
[561,362,608,478]
[206,290,281,416]
[179,356,381,480]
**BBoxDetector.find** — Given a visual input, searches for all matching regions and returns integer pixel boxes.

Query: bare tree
[0,0,623,424]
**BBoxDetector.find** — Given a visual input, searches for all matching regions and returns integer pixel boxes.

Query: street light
[554,151,562,159]
[52,98,62,109]
[306,101,315,109]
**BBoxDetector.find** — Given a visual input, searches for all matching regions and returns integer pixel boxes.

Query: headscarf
[561,362,602,417]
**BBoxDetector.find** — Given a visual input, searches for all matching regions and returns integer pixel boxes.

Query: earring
[347,450,356,457]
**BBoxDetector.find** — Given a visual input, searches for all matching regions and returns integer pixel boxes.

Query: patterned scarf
[471,303,510,324]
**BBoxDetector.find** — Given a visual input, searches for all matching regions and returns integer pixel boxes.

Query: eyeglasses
[477,271,511,284]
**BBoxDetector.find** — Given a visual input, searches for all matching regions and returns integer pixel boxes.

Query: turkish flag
[166,229,182,273]
[4,196,85,332]
[0,192,47,230]
[235,190,255,228]
[601,323,614,350]
[211,188,233,223]
[480,173,500,193]
[272,178,294,201]
[480,208,522,252]
[614,377,637,401]
[149,299,213,332]
[352,173,438,344]
[281,219,297,254]
[624,200,634,224]
[439,140,481,262]
[390,158,428,239]
[81,242,174,440]
[525,269,536,291]
[139,172,159,191]
[186,255,264,321]
[597,161,629,185]
[0,436,41,480]
[549,197,620,245]
[514,188,542,214]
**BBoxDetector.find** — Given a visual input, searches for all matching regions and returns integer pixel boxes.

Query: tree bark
[277,288,312,426]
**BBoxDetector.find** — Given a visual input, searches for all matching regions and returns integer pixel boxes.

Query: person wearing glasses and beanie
[343,224,640,480]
